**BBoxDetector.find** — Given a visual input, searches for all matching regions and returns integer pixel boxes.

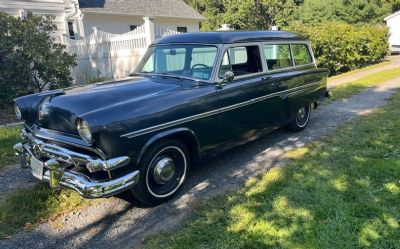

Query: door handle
[262,76,272,81]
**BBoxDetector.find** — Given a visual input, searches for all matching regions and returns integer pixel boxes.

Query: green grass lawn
[0,184,95,237]
[144,93,400,248]
[330,67,400,100]
[0,126,20,168]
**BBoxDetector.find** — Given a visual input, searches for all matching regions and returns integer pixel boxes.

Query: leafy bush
[286,22,389,75]
[0,11,76,108]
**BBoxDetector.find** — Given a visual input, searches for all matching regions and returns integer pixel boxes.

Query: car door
[264,43,326,121]
[215,43,286,147]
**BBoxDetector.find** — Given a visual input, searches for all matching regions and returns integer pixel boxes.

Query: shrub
[286,22,389,75]
[0,11,76,108]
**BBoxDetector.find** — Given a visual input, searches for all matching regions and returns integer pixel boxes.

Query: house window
[177,27,187,33]
[68,21,75,39]
[130,25,138,31]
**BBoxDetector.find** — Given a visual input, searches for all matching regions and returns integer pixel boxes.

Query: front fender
[136,127,200,165]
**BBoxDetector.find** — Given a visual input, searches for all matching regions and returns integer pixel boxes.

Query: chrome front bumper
[14,129,140,198]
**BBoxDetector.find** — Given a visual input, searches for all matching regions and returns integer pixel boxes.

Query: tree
[196,0,226,31]
[197,0,299,31]
[288,0,393,25]
[195,0,395,31]
[391,0,400,11]
[223,0,295,30]
[184,0,200,11]
[0,11,76,107]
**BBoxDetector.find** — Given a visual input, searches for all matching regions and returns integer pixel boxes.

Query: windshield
[135,44,218,81]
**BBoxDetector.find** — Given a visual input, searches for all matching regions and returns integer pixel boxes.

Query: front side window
[219,45,262,78]
[136,45,218,80]
[264,44,293,70]
[292,44,313,66]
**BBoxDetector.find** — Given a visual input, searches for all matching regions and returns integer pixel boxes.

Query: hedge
[286,22,390,75]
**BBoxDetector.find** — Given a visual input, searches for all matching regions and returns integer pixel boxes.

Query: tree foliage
[392,0,400,11]
[222,0,299,30]
[0,11,76,107]
[189,0,301,31]
[188,0,397,31]
[288,0,393,25]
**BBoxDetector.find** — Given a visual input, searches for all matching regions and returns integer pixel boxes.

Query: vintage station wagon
[14,31,330,205]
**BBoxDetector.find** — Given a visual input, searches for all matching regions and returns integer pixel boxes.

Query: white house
[0,0,85,41]
[79,0,205,36]
[0,0,205,84]
[0,0,204,41]
[385,11,400,52]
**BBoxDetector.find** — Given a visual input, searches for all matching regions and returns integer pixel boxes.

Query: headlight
[14,103,22,120]
[77,119,92,143]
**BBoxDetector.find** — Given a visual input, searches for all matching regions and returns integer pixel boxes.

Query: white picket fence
[63,20,181,84]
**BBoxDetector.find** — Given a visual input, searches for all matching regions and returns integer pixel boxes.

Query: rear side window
[292,44,313,66]
[219,45,262,78]
[264,44,293,70]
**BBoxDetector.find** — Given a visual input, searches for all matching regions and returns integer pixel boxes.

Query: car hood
[36,77,181,134]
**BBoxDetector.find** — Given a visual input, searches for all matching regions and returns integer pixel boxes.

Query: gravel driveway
[1,79,400,249]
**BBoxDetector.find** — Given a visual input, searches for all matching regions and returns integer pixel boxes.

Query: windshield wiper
[129,72,207,84]
[131,72,185,81]
[160,72,187,80]
[129,72,149,77]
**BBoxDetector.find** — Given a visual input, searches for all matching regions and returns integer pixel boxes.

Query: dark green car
[13,31,329,205]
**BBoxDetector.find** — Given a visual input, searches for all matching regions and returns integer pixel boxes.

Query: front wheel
[132,139,190,206]
[286,104,311,132]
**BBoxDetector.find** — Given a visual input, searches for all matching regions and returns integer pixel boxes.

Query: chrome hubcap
[153,157,175,184]
[298,108,306,119]
[295,105,310,128]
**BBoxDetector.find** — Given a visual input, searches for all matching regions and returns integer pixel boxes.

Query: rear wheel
[132,139,190,206]
[286,104,311,132]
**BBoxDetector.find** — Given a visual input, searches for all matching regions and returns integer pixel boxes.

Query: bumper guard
[14,129,140,198]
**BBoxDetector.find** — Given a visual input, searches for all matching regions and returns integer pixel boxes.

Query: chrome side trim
[121,81,322,139]
[219,92,281,113]
[121,109,220,138]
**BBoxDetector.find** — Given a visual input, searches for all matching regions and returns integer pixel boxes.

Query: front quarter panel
[88,81,222,166]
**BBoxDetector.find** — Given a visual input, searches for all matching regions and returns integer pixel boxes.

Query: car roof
[153,31,307,45]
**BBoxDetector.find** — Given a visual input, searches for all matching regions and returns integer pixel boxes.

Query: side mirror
[224,71,235,82]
